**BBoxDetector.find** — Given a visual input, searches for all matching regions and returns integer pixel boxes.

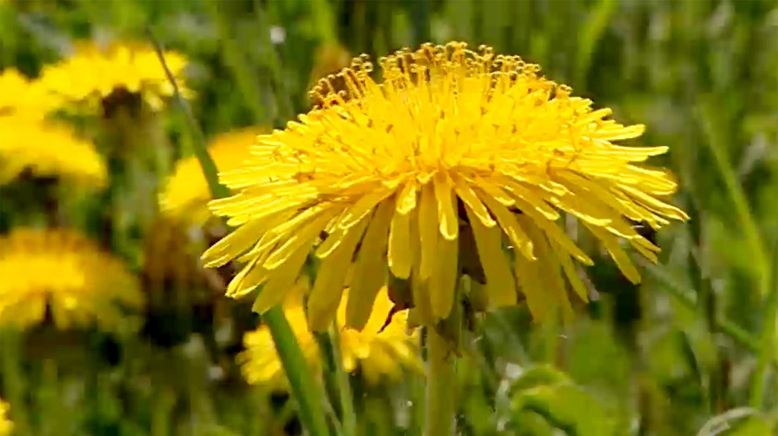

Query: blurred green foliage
[2,0,778,435]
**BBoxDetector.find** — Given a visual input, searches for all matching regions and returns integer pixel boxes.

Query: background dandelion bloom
[0,69,61,119]
[239,286,420,387]
[160,128,265,225]
[0,399,10,436]
[0,117,106,186]
[0,229,143,331]
[40,41,189,111]
[203,42,687,330]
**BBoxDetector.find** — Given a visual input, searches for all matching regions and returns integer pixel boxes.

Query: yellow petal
[347,200,394,329]
[307,217,370,330]
[429,236,458,319]
[474,177,515,207]
[519,216,573,322]
[513,247,550,322]
[550,241,589,302]
[520,208,593,266]
[588,225,641,284]
[253,244,311,313]
[388,209,412,279]
[551,193,614,228]
[315,210,353,258]
[500,178,559,221]
[433,173,458,240]
[263,208,338,270]
[202,218,267,268]
[418,182,438,279]
[477,189,534,260]
[590,123,645,140]
[396,179,418,215]
[409,209,433,324]
[227,255,268,298]
[453,175,496,228]
[464,205,516,308]
[339,187,394,229]
[618,184,689,221]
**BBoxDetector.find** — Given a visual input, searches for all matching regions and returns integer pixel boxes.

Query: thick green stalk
[424,328,456,436]
[314,326,356,435]
[264,307,330,436]
[148,30,329,436]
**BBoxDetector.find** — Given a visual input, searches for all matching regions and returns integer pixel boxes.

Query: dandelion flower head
[40,40,189,112]
[0,116,107,186]
[239,285,420,387]
[203,42,688,330]
[160,128,265,224]
[0,399,10,436]
[0,68,61,120]
[0,228,143,331]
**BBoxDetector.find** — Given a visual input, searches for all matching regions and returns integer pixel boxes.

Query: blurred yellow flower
[0,228,143,331]
[40,41,189,112]
[0,68,61,120]
[0,399,10,436]
[0,116,106,186]
[203,42,687,330]
[159,128,264,225]
[239,286,420,387]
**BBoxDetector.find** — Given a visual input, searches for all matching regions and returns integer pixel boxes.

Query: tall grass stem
[148,28,330,435]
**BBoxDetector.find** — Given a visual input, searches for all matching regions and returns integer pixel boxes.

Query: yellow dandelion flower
[239,286,420,387]
[0,228,143,331]
[160,128,265,224]
[203,42,688,329]
[40,41,190,112]
[0,399,10,436]
[0,68,61,119]
[0,116,106,186]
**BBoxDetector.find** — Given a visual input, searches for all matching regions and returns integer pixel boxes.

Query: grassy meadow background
[2,0,778,434]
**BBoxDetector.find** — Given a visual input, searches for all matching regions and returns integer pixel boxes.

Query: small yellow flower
[160,128,265,224]
[40,40,190,112]
[0,68,61,120]
[239,285,420,387]
[0,399,10,436]
[203,42,687,330]
[0,228,143,331]
[0,116,106,186]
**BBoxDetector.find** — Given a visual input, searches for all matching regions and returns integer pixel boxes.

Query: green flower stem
[1,330,29,435]
[328,326,357,436]
[264,307,331,436]
[315,326,356,435]
[148,30,330,436]
[425,328,456,436]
